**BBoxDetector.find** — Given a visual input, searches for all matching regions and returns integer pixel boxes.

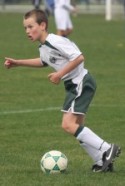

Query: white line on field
[0,107,61,115]
[0,104,124,115]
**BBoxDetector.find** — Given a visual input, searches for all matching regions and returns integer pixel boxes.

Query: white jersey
[54,0,75,11]
[39,34,88,83]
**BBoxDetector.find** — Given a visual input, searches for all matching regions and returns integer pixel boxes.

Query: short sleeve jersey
[39,33,88,82]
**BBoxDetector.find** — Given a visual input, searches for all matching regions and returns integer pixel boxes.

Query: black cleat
[92,164,102,172]
[101,144,121,172]
[92,163,114,173]
[108,163,114,172]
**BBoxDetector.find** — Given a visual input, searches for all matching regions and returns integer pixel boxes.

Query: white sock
[80,142,103,166]
[76,127,111,151]
[100,141,111,152]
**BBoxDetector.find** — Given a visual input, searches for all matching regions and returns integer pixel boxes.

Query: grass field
[0,13,125,186]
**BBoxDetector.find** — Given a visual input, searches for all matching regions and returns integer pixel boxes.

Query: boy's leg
[62,113,107,166]
[62,73,120,171]
[80,142,114,172]
[75,126,111,151]
[62,112,120,172]
[62,112,110,151]
[80,142,103,166]
[75,124,121,172]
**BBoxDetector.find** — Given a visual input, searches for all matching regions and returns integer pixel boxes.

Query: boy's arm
[4,57,43,69]
[58,55,84,78]
[48,54,84,84]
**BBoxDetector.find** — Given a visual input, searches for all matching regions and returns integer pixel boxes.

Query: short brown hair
[24,9,48,30]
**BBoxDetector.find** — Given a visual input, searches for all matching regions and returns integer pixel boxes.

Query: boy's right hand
[4,57,17,69]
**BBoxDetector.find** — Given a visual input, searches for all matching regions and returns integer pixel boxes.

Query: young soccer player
[4,9,121,172]
[54,0,76,37]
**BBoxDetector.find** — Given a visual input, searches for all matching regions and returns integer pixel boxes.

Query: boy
[4,9,121,172]
[54,0,75,37]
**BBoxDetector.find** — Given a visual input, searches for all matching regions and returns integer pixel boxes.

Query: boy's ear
[40,22,47,31]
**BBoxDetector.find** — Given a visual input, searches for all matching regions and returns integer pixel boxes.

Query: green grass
[0,13,125,186]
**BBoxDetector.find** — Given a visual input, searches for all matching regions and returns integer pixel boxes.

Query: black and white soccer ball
[40,150,68,174]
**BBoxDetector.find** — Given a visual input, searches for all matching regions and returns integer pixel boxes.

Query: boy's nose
[26,28,30,34]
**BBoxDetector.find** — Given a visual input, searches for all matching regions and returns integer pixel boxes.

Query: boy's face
[23,16,46,42]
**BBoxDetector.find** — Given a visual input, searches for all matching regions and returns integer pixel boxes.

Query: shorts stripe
[62,73,96,114]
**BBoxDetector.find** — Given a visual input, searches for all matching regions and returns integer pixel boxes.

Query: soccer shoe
[101,144,121,172]
[92,163,113,173]
[92,164,102,172]
[108,162,114,172]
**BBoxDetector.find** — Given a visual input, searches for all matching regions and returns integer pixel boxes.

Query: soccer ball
[40,150,68,174]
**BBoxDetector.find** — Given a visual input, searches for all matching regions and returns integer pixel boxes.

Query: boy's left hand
[48,72,61,84]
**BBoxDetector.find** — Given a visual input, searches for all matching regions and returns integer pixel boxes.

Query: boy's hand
[48,72,61,85]
[4,57,17,69]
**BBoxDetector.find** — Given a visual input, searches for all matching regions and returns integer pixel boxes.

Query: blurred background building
[0,0,124,20]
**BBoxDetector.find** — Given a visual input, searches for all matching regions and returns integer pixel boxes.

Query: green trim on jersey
[39,41,59,51]
[44,41,59,51]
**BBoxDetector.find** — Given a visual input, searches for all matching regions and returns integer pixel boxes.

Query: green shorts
[61,72,96,115]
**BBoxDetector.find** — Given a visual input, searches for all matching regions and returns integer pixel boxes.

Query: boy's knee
[62,119,74,134]
[61,113,83,134]
[61,120,79,135]
[61,120,69,132]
